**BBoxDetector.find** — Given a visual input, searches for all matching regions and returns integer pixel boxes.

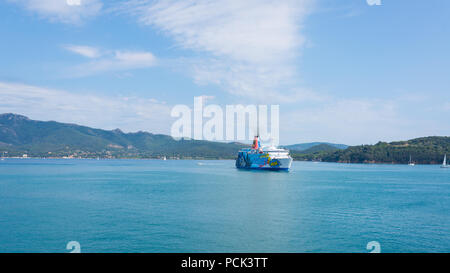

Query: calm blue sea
[0,159,449,253]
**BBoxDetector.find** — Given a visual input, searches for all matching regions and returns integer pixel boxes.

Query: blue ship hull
[238,166,290,171]
[235,149,292,171]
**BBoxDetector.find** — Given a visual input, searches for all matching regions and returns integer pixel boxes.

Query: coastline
[1,157,447,165]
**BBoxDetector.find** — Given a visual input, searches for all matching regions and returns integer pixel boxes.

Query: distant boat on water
[408,155,415,166]
[441,154,449,168]
[162,156,167,161]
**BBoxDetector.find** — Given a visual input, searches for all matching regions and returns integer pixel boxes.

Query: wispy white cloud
[8,0,103,24]
[0,81,172,133]
[63,46,157,77]
[281,98,396,145]
[281,96,449,145]
[118,0,315,102]
[443,102,450,112]
[64,45,102,58]
[1,82,447,145]
[114,51,156,66]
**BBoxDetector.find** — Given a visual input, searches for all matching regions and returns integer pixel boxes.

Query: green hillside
[283,142,348,151]
[0,113,247,159]
[2,113,448,163]
[293,137,450,164]
[296,143,341,154]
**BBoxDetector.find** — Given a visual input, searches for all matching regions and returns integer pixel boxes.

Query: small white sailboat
[441,154,449,168]
[1,151,5,161]
[162,156,167,161]
[408,155,415,166]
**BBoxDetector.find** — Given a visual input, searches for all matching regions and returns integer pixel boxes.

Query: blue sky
[0,0,449,145]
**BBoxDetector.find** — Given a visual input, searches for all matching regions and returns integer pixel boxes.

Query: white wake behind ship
[236,136,293,171]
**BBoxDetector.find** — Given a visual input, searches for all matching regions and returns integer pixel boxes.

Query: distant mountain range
[0,113,246,159]
[1,113,448,164]
[282,142,348,152]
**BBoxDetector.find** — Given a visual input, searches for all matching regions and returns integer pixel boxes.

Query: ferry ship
[236,136,293,171]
